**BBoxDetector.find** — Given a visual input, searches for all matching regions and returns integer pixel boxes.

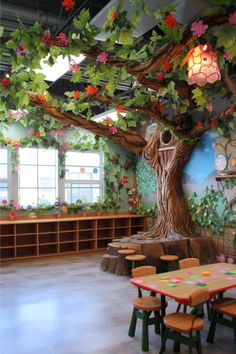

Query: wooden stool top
[118,249,136,256]
[160,255,179,262]
[125,254,147,261]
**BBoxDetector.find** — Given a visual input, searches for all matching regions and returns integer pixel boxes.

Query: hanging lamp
[187,44,221,86]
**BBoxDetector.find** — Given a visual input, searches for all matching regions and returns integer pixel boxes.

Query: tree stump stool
[160,255,179,272]
[125,254,147,270]
[116,249,136,275]
[100,254,118,273]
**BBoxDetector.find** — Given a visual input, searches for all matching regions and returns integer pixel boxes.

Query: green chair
[207,297,236,348]
[159,289,209,354]
[128,265,162,352]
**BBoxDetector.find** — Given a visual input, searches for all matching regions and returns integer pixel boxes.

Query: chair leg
[196,331,203,354]
[154,311,161,335]
[188,332,193,354]
[159,328,169,354]
[206,301,212,321]
[128,308,137,337]
[206,311,218,343]
[233,318,236,348]
[142,311,149,351]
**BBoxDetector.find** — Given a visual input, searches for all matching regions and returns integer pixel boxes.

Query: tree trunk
[133,128,195,239]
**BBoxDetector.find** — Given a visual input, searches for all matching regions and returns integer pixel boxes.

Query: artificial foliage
[1,0,236,238]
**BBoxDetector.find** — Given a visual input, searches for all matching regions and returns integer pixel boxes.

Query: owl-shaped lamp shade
[187,44,221,86]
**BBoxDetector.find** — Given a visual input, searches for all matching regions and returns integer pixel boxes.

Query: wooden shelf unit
[0,214,147,262]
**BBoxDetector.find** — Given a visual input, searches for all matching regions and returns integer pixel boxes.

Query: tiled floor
[1,252,236,354]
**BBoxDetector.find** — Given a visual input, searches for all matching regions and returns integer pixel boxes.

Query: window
[18,148,58,206]
[64,151,103,203]
[0,148,9,202]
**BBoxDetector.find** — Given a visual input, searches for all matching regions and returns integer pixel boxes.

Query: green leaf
[0,26,4,38]
[16,91,29,107]
[73,9,91,32]
[119,30,134,45]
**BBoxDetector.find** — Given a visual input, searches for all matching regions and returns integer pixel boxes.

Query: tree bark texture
[134,128,194,239]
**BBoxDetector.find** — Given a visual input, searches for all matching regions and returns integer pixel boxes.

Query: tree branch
[222,71,236,97]
[28,93,146,155]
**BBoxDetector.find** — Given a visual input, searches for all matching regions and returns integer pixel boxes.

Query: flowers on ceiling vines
[109,125,118,134]
[85,85,99,95]
[73,90,81,99]
[57,33,69,46]
[229,11,236,24]
[8,109,28,120]
[16,42,28,55]
[116,105,125,114]
[191,20,208,37]
[96,51,109,63]
[155,72,164,82]
[41,31,68,46]
[1,76,10,88]
[62,0,75,11]
[163,13,177,28]
[163,63,172,72]
[70,62,80,72]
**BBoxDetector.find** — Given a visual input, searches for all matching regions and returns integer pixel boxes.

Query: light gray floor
[1,252,236,354]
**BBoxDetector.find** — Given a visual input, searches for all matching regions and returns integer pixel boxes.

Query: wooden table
[130,263,236,338]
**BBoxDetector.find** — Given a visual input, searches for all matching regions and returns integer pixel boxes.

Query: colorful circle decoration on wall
[93,168,98,174]
[80,167,85,173]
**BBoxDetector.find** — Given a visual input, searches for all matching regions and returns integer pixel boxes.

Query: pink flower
[191,20,208,37]
[70,62,81,72]
[206,102,213,112]
[109,126,118,134]
[155,72,164,82]
[57,33,68,46]
[28,128,34,135]
[58,143,69,152]
[41,31,51,45]
[224,52,233,61]
[16,42,28,55]
[2,199,7,205]
[57,129,65,137]
[229,11,236,25]
[50,130,57,137]
[14,166,20,173]
[96,51,109,63]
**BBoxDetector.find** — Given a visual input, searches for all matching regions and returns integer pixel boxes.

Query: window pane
[0,149,7,163]
[38,149,57,165]
[0,182,8,202]
[19,189,38,206]
[65,166,100,180]
[0,165,7,179]
[38,166,56,187]
[38,189,56,204]
[65,183,100,203]
[19,148,37,164]
[19,166,37,187]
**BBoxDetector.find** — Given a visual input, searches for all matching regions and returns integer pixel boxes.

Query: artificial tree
[1,0,236,238]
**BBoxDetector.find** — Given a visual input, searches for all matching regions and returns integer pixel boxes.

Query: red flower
[109,125,118,134]
[10,211,17,217]
[210,119,217,129]
[85,85,99,95]
[62,0,75,11]
[111,11,118,20]
[156,104,164,112]
[196,120,203,128]
[116,105,125,113]
[36,94,46,103]
[164,13,177,28]
[57,33,68,46]
[73,90,81,99]
[2,199,7,205]
[105,117,113,126]
[155,72,164,82]
[35,131,41,138]
[1,76,10,88]
[41,31,52,45]
[163,63,172,72]
[230,105,235,113]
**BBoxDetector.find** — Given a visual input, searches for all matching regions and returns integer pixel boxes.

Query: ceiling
[0,0,209,115]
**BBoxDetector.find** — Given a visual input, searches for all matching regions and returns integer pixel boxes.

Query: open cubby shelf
[0,214,147,262]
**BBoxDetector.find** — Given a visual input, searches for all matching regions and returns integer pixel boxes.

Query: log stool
[125,254,147,270]
[160,255,179,272]
[116,249,136,275]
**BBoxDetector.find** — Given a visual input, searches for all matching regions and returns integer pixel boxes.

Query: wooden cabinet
[0,214,146,262]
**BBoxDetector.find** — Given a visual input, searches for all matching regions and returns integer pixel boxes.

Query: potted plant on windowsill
[54,198,68,217]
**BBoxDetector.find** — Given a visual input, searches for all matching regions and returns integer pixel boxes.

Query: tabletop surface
[130,263,236,304]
